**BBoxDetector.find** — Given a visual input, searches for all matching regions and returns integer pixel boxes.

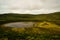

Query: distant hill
[0,12,60,25]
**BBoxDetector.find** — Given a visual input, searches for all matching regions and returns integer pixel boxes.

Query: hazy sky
[0,0,60,14]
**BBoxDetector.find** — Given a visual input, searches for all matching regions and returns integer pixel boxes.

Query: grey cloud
[0,0,60,14]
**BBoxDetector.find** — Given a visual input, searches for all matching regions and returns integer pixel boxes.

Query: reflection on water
[3,22,35,28]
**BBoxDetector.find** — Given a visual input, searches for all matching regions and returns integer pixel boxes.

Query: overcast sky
[0,0,60,14]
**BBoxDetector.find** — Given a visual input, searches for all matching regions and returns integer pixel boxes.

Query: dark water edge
[0,20,58,25]
[0,20,40,25]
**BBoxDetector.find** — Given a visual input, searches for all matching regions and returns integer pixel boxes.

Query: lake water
[3,22,35,28]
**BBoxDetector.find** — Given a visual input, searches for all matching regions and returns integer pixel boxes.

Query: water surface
[3,22,35,28]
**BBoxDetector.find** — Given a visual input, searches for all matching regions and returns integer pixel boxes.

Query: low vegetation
[0,25,60,40]
[0,12,60,40]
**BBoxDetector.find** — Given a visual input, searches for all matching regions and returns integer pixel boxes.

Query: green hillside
[0,12,60,25]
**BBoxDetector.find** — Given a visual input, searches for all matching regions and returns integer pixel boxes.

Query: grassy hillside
[0,12,60,25]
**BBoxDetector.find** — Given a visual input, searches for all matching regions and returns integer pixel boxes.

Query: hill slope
[0,12,60,25]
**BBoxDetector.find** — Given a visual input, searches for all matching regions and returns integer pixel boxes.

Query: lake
[3,22,35,28]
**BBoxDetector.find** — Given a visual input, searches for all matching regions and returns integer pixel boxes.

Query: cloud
[0,0,60,14]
